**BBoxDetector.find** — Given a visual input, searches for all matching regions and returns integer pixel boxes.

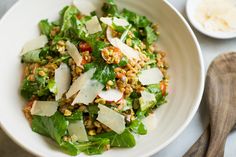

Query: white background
[0,0,235,157]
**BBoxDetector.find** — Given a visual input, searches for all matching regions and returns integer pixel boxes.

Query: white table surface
[0,0,235,157]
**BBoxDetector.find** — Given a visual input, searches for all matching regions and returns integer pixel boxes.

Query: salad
[20,0,169,156]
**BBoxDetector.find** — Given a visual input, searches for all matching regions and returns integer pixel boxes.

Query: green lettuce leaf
[48,79,57,94]
[77,138,110,155]
[20,68,50,100]
[95,129,136,148]
[84,62,115,85]
[61,6,79,32]
[21,49,41,63]
[102,0,119,16]
[65,110,83,122]
[129,119,147,135]
[121,9,151,28]
[60,141,80,156]
[87,104,99,118]
[39,19,52,37]
[31,111,69,144]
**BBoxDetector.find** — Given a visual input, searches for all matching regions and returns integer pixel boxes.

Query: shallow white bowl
[0,0,204,156]
[186,0,236,39]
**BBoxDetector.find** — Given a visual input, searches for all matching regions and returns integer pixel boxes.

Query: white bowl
[186,0,236,39]
[0,0,204,156]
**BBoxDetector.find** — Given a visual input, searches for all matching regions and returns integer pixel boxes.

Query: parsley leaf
[84,62,116,85]
[145,26,159,45]
[121,9,151,28]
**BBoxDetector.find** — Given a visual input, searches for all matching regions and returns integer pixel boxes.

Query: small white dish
[186,0,236,39]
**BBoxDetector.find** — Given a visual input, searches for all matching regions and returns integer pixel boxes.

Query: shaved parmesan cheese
[100,17,129,27]
[21,35,48,56]
[55,63,71,101]
[97,104,125,134]
[138,68,163,85]
[68,120,88,142]
[73,0,96,16]
[100,17,113,26]
[139,91,156,111]
[30,101,58,117]
[72,80,104,105]
[106,27,140,60]
[113,17,129,27]
[66,41,82,66]
[66,68,96,98]
[98,89,123,102]
[141,91,156,102]
[85,16,102,34]
[142,113,158,131]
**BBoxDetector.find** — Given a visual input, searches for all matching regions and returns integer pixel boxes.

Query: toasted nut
[75,67,82,74]
[96,127,102,134]
[27,74,35,81]
[78,105,87,112]
[114,67,121,73]
[95,98,106,104]
[107,80,114,86]
[88,130,96,136]
[101,46,123,64]
[126,38,132,46]
[94,121,101,128]
[64,109,72,116]
[38,70,46,77]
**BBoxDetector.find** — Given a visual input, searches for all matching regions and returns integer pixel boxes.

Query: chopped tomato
[116,73,125,79]
[81,58,87,65]
[160,82,166,96]
[79,42,92,52]
[76,14,83,20]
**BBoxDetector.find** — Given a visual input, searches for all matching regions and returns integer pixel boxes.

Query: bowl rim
[0,0,205,156]
[144,0,205,156]
[186,0,236,39]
